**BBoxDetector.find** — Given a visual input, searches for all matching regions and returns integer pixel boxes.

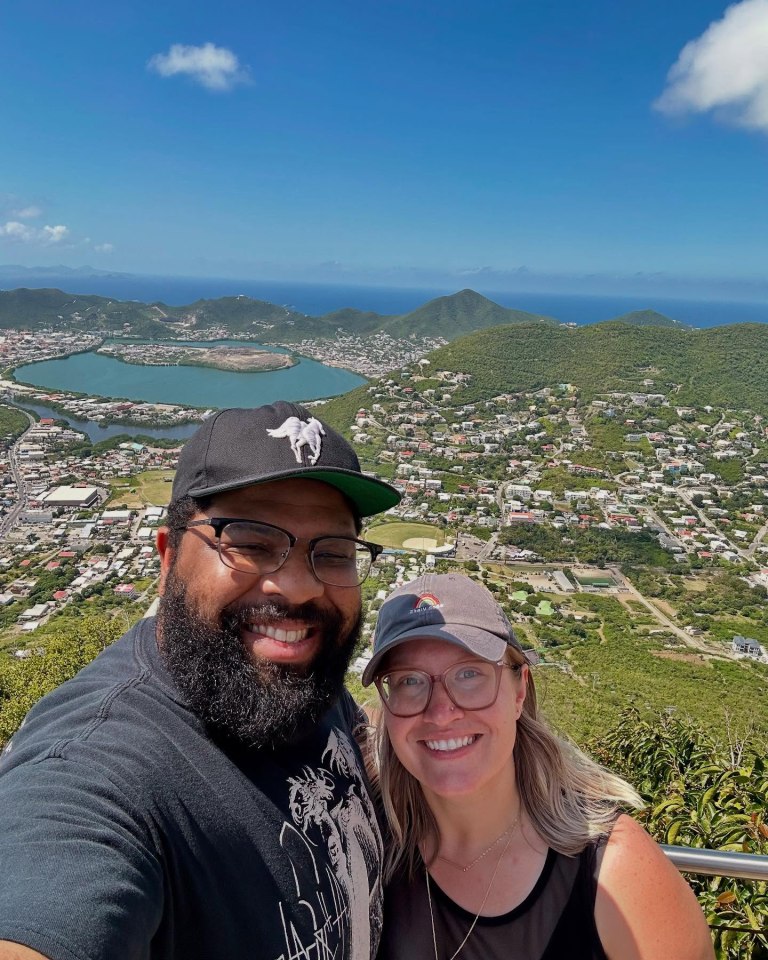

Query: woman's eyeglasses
[375,659,519,717]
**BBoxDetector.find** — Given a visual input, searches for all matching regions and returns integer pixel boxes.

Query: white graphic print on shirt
[275,727,383,960]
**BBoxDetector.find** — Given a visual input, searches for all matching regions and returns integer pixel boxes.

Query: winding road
[0,408,36,537]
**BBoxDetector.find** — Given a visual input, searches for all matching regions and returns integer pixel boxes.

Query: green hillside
[172,296,307,332]
[0,288,313,338]
[606,309,690,329]
[0,286,554,342]
[0,288,172,337]
[382,288,554,338]
[422,320,768,413]
[314,308,390,336]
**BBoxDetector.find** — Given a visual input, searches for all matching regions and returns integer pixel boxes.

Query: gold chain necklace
[436,812,520,873]
[426,827,516,960]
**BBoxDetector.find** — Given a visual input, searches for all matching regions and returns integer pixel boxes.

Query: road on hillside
[607,565,734,657]
[746,519,768,559]
[0,409,36,537]
[676,489,748,560]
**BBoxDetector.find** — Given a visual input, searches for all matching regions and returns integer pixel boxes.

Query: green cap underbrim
[186,466,401,518]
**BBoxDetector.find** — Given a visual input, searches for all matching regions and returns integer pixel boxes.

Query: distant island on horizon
[3,261,768,308]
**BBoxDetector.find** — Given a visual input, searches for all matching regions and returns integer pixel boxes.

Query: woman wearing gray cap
[362,573,714,960]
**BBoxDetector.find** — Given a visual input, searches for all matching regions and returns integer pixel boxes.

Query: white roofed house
[731,635,766,660]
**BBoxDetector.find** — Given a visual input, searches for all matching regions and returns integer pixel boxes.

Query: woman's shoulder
[594,814,714,960]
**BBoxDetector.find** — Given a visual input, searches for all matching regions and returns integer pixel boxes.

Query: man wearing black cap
[0,401,400,960]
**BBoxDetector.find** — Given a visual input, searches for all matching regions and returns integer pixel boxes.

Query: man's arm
[0,758,162,960]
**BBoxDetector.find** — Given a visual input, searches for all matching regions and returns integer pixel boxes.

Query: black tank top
[378,841,608,960]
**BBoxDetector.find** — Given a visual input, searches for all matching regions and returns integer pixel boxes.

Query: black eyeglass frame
[177,517,384,587]
[374,659,521,717]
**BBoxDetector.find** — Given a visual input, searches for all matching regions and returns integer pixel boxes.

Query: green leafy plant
[593,709,768,959]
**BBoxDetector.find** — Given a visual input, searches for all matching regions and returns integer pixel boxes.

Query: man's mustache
[222,600,340,632]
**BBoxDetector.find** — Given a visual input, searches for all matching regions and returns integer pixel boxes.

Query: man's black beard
[156,570,361,750]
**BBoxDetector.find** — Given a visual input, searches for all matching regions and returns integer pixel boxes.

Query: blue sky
[1,0,767,297]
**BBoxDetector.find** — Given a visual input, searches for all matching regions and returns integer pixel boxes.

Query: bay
[13,399,200,444]
[14,339,366,410]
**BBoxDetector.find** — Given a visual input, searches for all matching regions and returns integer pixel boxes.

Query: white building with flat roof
[42,486,99,508]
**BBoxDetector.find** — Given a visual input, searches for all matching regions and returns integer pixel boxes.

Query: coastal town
[1,324,767,677]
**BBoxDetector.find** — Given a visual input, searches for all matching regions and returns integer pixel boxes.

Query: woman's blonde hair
[373,645,643,881]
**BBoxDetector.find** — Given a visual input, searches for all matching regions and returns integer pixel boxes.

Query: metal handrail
[663,845,768,881]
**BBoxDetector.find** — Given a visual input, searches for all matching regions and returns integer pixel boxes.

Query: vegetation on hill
[0,286,553,343]
[428,321,768,414]
[499,524,678,568]
[314,386,372,435]
[0,404,31,440]
[0,287,173,338]
[173,296,307,332]
[534,592,768,744]
[382,288,554,338]
[605,308,690,329]
[314,307,390,336]
[594,710,767,959]
[0,612,129,745]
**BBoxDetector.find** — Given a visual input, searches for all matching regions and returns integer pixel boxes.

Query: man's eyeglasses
[178,518,384,587]
[375,659,519,717]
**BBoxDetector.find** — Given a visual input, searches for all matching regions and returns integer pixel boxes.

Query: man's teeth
[247,624,309,644]
[425,736,476,752]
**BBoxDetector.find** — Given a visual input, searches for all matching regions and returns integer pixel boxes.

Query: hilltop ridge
[404,320,768,414]
[604,308,691,329]
[383,288,556,337]
[0,286,555,342]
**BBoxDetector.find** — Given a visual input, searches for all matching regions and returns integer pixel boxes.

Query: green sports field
[575,575,616,587]
[107,470,176,508]
[364,521,448,550]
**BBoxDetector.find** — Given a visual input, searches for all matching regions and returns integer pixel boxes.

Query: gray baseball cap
[362,573,525,686]
[172,400,401,517]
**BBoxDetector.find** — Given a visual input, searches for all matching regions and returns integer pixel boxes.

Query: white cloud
[0,221,35,241]
[655,0,768,132]
[12,205,42,219]
[41,224,69,244]
[147,42,248,91]
[0,221,70,245]
[94,242,114,254]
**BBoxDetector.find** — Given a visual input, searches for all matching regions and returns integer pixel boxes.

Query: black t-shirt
[378,842,608,960]
[0,617,383,960]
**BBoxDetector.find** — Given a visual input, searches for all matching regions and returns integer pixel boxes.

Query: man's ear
[156,527,175,596]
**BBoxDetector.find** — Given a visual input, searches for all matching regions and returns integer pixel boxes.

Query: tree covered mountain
[0,288,308,339]
[322,320,768,418]
[0,286,553,341]
[381,288,556,337]
[602,309,691,329]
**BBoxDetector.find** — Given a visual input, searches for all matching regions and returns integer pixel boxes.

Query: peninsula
[97,343,295,372]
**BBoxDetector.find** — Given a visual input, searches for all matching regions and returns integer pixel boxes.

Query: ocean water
[3,273,768,328]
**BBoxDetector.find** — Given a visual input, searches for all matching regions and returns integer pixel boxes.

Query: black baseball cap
[172,401,401,517]
[362,573,526,685]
